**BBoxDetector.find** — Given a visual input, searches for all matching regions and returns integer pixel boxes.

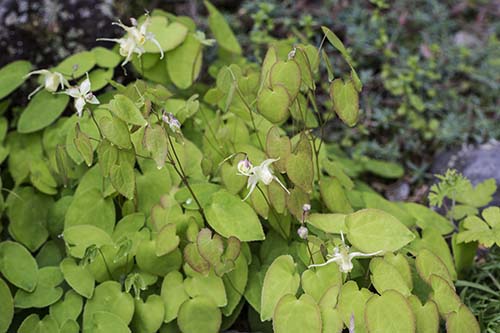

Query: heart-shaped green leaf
[269,60,301,100]
[144,16,188,53]
[408,295,439,333]
[131,295,165,333]
[430,275,461,316]
[177,296,222,333]
[0,241,38,291]
[329,78,359,127]
[143,124,168,169]
[60,258,95,298]
[49,290,83,326]
[369,257,411,296]
[65,189,116,234]
[161,271,189,323]
[307,213,346,234]
[92,47,121,68]
[74,123,94,166]
[166,34,202,89]
[18,314,59,333]
[18,91,69,133]
[336,281,373,332]
[257,85,290,124]
[14,266,64,308]
[345,208,415,253]
[205,191,265,242]
[446,304,480,333]
[83,281,134,330]
[99,116,132,149]
[108,94,147,126]
[301,262,342,302]
[184,269,227,307]
[365,290,416,333]
[54,51,96,79]
[273,294,322,333]
[260,255,300,321]
[90,311,131,333]
[110,163,135,200]
[416,248,453,285]
[320,177,353,213]
[156,224,180,256]
[63,224,114,258]
[0,60,31,99]
[136,240,182,276]
[6,186,52,252]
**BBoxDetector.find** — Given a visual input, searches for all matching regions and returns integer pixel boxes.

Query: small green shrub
[0,3,489,333]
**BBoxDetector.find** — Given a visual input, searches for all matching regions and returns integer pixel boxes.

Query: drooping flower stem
[165,131,206,221]
[89,109,104,139]
[97,247,115,281]
[256,184,288,238]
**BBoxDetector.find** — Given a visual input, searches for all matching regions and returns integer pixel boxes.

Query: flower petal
[87,94,100,105]
[242,180,257,201]
[64,87,81,98]
[80,77,91,95]
[74,97,86,117]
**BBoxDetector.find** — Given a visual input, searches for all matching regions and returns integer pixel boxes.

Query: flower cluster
[25,69,99,117]
[237,157,290,201]
[98,15,163,66]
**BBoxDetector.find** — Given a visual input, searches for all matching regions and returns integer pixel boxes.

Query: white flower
[308,231,383,273]
[63,73,99,117]
[237,157,290,201]
[25,69,69,99]
[162,112,181,133]
[97,15,164,66]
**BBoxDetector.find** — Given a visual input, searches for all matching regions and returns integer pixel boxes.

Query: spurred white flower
[308,231,383,273]
[237,157,290,201]
[97,15,163,66]
[25,69,69,99]
[63,73,99,117]
[162,112,181,133]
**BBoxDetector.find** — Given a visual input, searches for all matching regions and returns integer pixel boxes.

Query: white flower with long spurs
[308,231,383,273]
[62,73,99,117]
[237,157,290,201]
[97,15,164,66]
[24,69,69,99]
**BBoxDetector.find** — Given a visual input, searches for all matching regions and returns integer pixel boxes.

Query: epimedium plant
[0,2,487,333]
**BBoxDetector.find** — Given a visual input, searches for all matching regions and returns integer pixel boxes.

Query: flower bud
[297,226,308,239]
[237,158,253,176]
[302,203,311,213]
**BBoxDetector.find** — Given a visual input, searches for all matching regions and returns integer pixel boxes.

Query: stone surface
[432,140,500,206]
[0,0,122,68]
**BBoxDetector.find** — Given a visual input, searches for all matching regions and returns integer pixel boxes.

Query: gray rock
[432,140,500,206]
[0,0,119,68]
